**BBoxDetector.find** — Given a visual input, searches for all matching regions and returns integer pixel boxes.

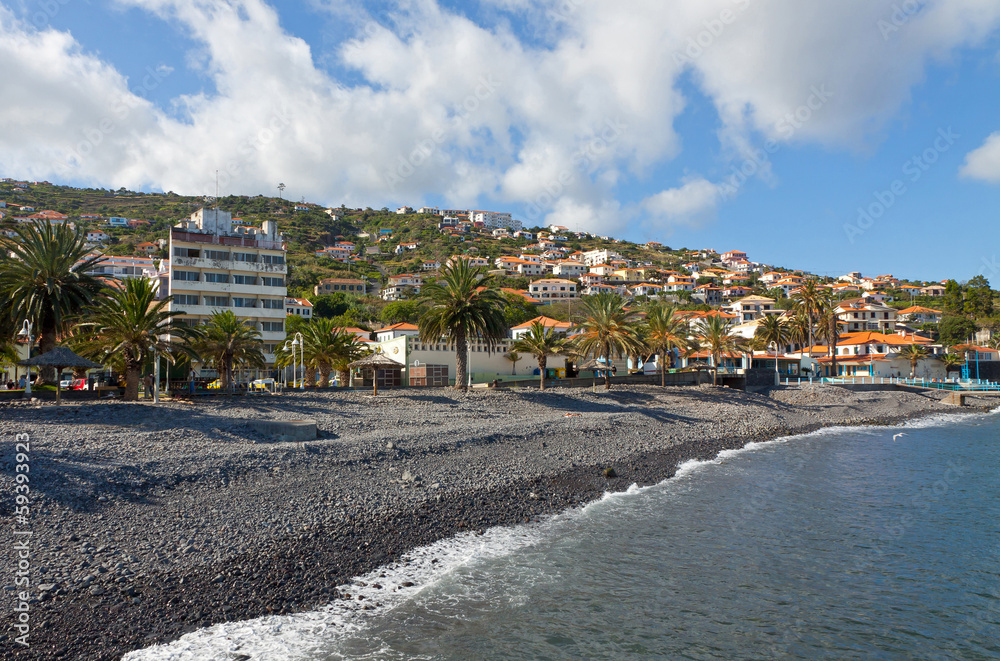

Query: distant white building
[582,249,623,267]
[106,217,128,226]
[285,297,313,319]
[471,210,522,231]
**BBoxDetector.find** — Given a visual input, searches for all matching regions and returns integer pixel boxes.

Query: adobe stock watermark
[11,433,32,648]
[207,105,292,194]
[546,0,587,22]
[673,0,754,66]
[54,66,172,178]
[843,127,959,243]
[28,0,71,30]
[522,117,627,221]
[383,74,501,189]
[719,84,833,199]
[877,0,926,40]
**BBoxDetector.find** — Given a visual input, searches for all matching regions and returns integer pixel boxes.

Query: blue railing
[821,376,1000,391]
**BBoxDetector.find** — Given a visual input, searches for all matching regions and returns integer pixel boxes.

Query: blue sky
[2,0,1000,283]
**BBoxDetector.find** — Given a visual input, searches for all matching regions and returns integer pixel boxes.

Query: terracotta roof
[512,316,572,330]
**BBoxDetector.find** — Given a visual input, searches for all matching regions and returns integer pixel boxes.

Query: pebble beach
[1,383,993,660]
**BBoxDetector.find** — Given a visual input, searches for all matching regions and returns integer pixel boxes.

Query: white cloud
[642,178,721,227]
[960,132,1000,183]
[0,0,999,236]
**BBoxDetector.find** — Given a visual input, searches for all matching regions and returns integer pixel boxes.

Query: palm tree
[193,311,265,391]
[503,350,521,376]
[696,315,741,386]
[275,318,343,387]
[790,281,830,355]
[755,315,789,354]
[511,321,570,391]
[643,302,689,386]
[330,329,369,387]
[897,344,928,379]
[939,352,964,379]
[787,312,811,351]
[418,258,508,390]
[816,307,841,378]
[71,278,198,400]
[0,221,105,383]
[574,292,644,390]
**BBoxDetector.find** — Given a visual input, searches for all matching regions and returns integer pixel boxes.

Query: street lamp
[18,320,32,396]
[294,332,305,390]
[771,340,780,385]
[286,339,297,390]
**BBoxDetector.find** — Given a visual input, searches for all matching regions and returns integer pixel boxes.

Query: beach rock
[603,468,617,478]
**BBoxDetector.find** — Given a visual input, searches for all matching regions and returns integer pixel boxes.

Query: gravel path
[0,383,992,660]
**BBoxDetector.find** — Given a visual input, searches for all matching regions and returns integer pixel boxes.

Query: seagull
[893,433,907,442]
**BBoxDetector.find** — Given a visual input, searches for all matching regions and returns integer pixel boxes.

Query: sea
[126,409,1000,661]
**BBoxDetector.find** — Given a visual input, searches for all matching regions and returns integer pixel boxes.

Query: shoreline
[1,384,994,660]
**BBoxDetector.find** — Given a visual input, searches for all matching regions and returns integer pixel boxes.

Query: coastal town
[1,180,996,395]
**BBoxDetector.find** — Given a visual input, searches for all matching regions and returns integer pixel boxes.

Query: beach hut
[348,351,404,396]
[578,358,607,390]
[19,347,103,405]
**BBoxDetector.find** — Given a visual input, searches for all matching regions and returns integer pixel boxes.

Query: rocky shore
[1,384,994,660]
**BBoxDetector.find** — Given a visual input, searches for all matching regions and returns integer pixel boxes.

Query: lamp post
[288,339,298,390]
[18,320,33,396]
[771,340,779,385]
[295,332,305,390]
[283,340,293,389]
[153,345,160,404]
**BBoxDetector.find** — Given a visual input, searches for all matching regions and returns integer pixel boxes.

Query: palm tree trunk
[538,356,546,391]
[318,364,331,387]
[660,350,666,387]
[455,332,468,390]
[124,363,141,401]
[38,319,57,384]
[338,368,349,387]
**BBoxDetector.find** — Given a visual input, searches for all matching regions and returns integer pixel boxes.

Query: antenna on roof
[215,170,219,209]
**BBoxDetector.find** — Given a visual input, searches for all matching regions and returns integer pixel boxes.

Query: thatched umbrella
[578,358,606,389]
[20,347,103,405]
[348,352,404,396]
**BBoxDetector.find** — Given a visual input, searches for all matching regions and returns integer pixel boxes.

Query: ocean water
[127,411,1000,661]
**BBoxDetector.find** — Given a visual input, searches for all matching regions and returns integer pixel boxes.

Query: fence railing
[820,376,1000,391]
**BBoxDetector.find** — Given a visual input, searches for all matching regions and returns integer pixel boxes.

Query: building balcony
[170,256,287,274]
[167,280,287,296]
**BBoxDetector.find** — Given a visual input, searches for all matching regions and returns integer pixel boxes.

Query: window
[172,270,199,281]
[204,272,229,283]
[262,254,285,265]
[261,298,283,309]
[173,247,200,258]
[233,252,258,263]
[261,321,284,332]
[204,250,230,261]
[173,294,199,306]
[262,277,284,287]
[232,298,257,308]
[203,295,229,307]
[232,274,256,285]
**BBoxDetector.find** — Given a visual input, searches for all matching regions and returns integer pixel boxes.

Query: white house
[552,260,586,278]
[285,297,313,318]
[529,278,578,304]
[729,295,776,322]
[107,217,128,226]
[86,230,110,243]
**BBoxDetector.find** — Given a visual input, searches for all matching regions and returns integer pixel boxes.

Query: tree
[380,300,422,325]
[504,350,521,375]
[790,280,829,353]
[940,352,964,378]
[71,278,197,400]
[643,302,689,387]
[964,275,994,318]
[787,312,811,350]
[817,308,841,377]
[942,280,964,315]
[511,321,570,390]
[501,291,538,328]
[329,329,370,386]
[276,317,342,387]
[418,259,508,390]
[312,293,352,319]
[696,315,741,386]
[897,343,928,379]
[938,315,976,347]
[0,221,105,383]
[755,315,789,355]
[573,292,644,390]
[193,311,265,391]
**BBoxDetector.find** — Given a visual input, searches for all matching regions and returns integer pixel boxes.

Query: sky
[2,0,1000,282]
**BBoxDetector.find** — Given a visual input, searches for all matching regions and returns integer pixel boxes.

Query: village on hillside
[1,179,997,391]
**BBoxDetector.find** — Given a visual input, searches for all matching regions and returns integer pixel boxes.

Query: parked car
[250,378,276,391]
[60,379,72,389]
[69,379,89,391]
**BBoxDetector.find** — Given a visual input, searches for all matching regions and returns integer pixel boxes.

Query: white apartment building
[381,274,423,301]
[582,249,623,267]
[163,208,287,366]
[285,297,313,318]
[471,210,523,231]
[552,260,586,278]
[91,256,157,280]
[529,278,578,304]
